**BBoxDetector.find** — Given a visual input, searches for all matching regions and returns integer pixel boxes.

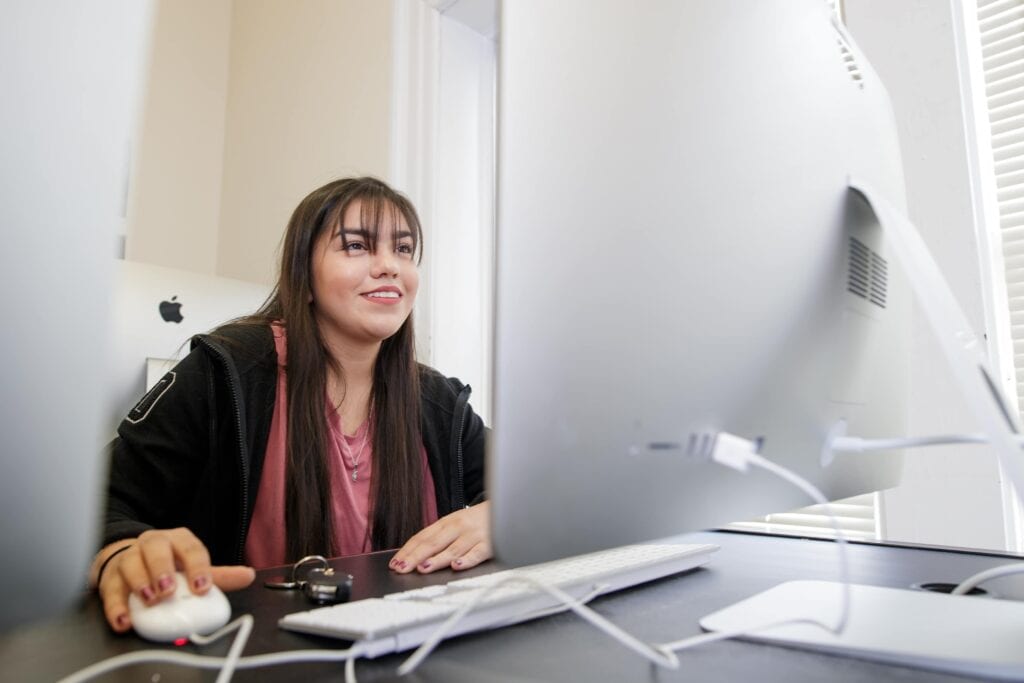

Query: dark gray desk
[3,530,1024,682]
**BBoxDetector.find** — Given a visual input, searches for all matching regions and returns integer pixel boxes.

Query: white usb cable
[58,615,369,683]
[705,432,851,633]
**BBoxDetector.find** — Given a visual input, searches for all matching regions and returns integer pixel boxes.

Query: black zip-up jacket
[103,324,487,565]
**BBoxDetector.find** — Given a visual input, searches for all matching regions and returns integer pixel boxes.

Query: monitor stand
[701,182,1024,678]
[845,180,1024,500]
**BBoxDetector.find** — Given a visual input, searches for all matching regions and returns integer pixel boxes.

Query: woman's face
[310,199,419,349]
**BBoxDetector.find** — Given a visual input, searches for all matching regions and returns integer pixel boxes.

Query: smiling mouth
[364,291,401,299]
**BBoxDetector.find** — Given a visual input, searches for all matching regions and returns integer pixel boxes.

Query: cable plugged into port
[709,432,761,472]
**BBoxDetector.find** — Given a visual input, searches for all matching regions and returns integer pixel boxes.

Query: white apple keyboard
[701,580,1024,680]
[279,542,717,658]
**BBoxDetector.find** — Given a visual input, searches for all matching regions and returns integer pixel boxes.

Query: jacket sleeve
[102,346,216,548]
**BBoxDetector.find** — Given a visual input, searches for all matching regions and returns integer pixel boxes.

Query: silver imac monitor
[0,1,153,629]
[490,0,910,565]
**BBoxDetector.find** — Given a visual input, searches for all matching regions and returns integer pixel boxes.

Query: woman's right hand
[92,528,255,632]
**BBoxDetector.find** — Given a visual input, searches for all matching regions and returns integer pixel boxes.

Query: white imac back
[106,261,271,436]
[491,0,910,565]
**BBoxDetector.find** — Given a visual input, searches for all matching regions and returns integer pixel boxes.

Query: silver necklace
[342,421,371,482]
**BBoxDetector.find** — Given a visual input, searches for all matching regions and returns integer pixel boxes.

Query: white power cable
[58,615,369,683]
[746,453,851,633]
[189,615,253,683]
[953,562,1024,596]
[657,616,846,655]
[708,433,851,634]
[831,434,992,452]
[397,578,677,676]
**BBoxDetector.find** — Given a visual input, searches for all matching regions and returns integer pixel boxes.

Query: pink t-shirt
[244,324,439,569]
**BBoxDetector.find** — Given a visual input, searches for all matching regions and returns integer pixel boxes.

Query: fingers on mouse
[128,572,231,642]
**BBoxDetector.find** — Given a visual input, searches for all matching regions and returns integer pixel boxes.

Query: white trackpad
[700,580,1024,680]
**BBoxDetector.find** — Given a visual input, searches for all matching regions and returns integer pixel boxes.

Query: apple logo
[159,296,184,323]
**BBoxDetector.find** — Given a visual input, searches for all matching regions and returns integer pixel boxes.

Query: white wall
[126,0,395,286]
[126,0,232,274]
[846,0,1009,550]
[390,0,497,414]
[217,0,394,284]
[429,15,496,421]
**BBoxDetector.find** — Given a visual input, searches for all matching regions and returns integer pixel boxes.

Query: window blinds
[726,493,880,541]
[983,0,1024,413]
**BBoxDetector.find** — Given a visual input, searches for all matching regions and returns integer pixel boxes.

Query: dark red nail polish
[157,575,174,592]
[140,586,155,601]
[193,575,210,590]
[419,561,431,570]
[116,614,130,629]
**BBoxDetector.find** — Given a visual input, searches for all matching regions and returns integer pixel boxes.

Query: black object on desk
[3,531,1024,682]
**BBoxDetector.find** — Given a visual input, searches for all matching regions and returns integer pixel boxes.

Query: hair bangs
[331,190,423,262]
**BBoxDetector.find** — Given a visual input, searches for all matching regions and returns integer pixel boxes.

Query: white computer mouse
[128,572,231,642]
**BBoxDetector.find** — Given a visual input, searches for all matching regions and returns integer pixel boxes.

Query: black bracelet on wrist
[95,544,133,589]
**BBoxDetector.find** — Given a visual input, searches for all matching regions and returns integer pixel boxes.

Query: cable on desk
[57,614,370,683]
[396,578,676,676]
[657,616,849,655]
[189,614,252,683]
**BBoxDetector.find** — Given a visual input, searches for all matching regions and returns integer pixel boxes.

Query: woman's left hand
[389,501,492,573]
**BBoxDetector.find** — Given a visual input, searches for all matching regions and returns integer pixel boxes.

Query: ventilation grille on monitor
[833,24,864,87]
[848,236,888,308]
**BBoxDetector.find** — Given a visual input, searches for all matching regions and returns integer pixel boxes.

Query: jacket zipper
[452,385,471,510]
[194,337,251,564]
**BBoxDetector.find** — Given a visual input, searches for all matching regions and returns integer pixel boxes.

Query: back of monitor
[490,0,909,565]
[0,1,154,630]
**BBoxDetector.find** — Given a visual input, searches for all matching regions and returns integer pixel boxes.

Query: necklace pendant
[352,469,358,482]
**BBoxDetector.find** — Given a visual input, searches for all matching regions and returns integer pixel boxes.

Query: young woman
[90,177,490,632]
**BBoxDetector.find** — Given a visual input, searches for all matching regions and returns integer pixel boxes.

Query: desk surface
[3,530,1024,682]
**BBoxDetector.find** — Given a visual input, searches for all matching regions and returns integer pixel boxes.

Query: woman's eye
[344,241,367,252]
[396,243,414,255]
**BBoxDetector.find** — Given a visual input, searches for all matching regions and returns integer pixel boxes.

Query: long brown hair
[221,177,426,559]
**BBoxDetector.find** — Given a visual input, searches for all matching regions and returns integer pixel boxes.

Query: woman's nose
[371,249,399,277]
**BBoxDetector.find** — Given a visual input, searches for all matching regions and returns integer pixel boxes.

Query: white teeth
[367,291,399,298]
